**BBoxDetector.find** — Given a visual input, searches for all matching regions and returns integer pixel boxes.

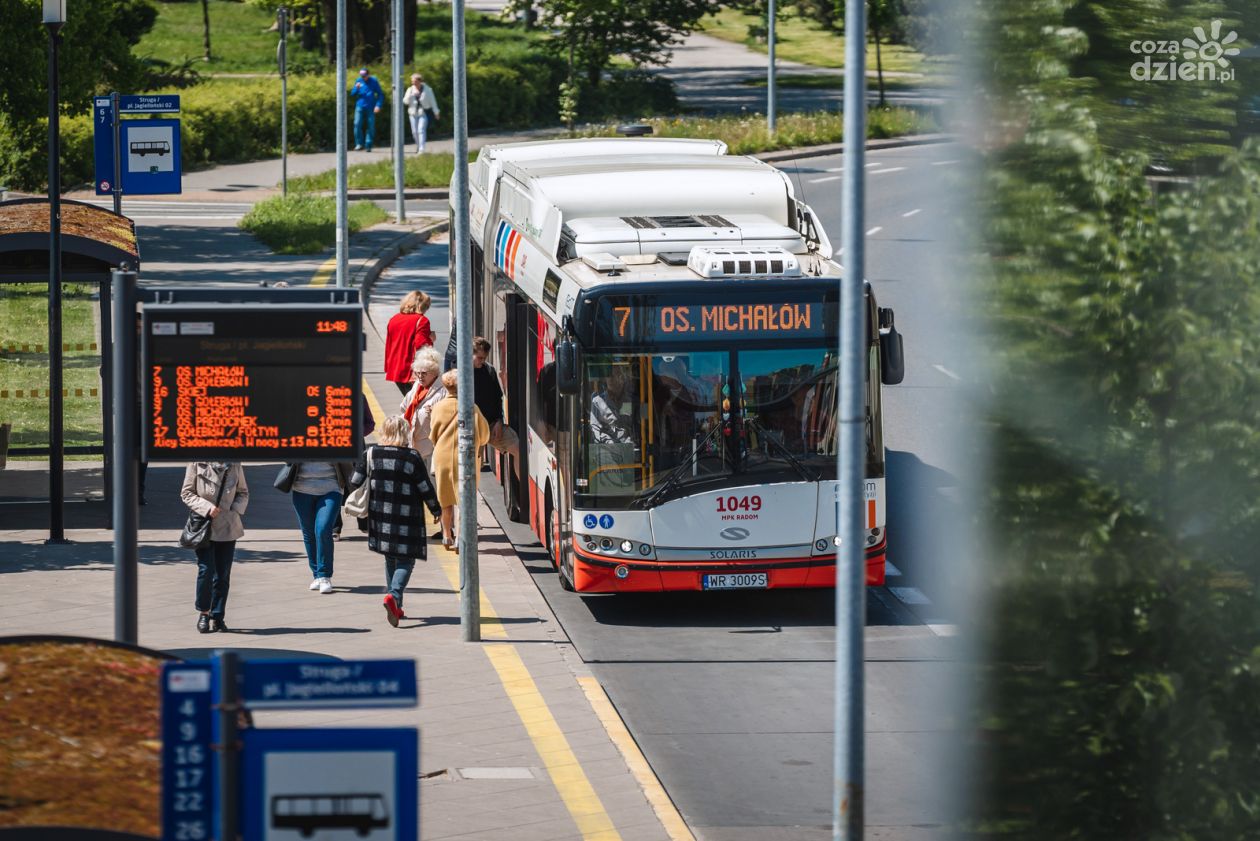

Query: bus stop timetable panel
[142,305,362,462]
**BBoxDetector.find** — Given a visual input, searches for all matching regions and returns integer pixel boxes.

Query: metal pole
[278,7,288,197]
[100,280,113,524]
[451,0,479,642]
[215,650,241,841]
[835,0,866,837]
[335,0,348,287]
[111,269,138,644]
[767,0,776,134]
[392,0,405,221]
[46,23,67,544]
[111,91,122,217]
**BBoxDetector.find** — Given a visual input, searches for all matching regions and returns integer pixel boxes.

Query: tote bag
[341,447,373,519]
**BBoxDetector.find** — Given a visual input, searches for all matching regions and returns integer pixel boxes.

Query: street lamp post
[44,0,67,545]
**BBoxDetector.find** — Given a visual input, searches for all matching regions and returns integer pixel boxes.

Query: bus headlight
[620,540,634,554]
[600,538,613,551]
[639,544,652,556]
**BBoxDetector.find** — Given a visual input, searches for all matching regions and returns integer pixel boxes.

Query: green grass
[701,8,942,76]
[287,152,473,192]
[580,107,937,155]
[238,194,389,254]
[137,1,540,76]
[137,0,326,74]
[0,285,104,450]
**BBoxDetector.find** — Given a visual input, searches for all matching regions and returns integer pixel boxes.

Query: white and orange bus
[452,137,904,593]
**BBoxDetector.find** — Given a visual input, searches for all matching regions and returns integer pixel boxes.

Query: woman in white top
[401,74,440,154]
[400,346,447,464]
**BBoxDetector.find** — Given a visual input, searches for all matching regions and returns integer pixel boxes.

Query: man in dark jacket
[350,67,384,151]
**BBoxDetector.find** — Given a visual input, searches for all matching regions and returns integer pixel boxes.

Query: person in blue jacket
[350,67,384,151]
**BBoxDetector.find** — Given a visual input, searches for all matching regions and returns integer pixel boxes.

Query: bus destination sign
[142,305,362,461]
[592,292,835,346]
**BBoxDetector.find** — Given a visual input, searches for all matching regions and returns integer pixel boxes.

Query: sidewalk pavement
[0,285,687,841]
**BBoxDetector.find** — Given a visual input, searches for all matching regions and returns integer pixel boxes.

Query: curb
[357,219,449,334]
[328,133,955,202]
[754,131,954,163]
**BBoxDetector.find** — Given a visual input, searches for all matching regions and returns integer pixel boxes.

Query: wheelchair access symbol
[583,514,598,529]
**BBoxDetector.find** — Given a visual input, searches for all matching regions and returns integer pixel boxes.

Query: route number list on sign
[142,305,362,462]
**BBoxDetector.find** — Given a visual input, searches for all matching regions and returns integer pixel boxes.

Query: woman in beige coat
[428,369,489,549]
[180,462,249,633]
[400,345,446,465]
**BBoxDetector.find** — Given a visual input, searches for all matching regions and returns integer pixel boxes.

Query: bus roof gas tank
[687,246,801,279]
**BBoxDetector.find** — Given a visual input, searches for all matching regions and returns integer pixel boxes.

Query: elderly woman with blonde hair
[400,345,446,463]
[427,369,490,550]
[346,414,441,626]
[384,290,434,396]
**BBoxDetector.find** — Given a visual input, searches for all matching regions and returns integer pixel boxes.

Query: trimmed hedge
[1,56,568,192]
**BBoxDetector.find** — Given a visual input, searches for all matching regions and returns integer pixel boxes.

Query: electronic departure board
[142,305,362,462]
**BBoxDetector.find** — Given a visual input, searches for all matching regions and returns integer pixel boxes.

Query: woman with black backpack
[180,462,249,633]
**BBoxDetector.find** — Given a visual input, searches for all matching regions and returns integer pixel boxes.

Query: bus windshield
[577,346,861,508]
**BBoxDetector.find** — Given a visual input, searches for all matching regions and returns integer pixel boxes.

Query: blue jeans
[386,555,415,608]
[292,490,341,580]
[195,540,235,619]
[354,108,376,150]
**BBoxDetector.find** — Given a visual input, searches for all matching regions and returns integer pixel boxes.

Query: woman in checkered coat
[347,415,442,626]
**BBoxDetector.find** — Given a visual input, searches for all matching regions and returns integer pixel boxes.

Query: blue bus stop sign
[241,728,418,841]
[160,661,215,841]
[121,118,181,195]
[240,659,418,710]
[92,97,114,195]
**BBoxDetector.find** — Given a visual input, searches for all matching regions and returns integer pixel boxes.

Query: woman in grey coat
[180,462,249,633]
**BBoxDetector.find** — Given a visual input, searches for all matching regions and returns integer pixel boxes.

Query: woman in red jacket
[385,290,434,395]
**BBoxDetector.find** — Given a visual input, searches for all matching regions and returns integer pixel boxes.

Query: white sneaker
[319,578,333,594]
[309,578,321,591]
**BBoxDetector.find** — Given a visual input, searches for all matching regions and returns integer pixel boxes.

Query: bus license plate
[703,572,768,590]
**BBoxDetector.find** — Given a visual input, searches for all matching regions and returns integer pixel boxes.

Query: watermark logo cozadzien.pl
[1130,20,1240,83]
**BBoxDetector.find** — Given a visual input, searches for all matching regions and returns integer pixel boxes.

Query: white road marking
[889,586,931,605]
[928,624,959,637]
[901,208,921,218]
[933,364,961,381]
[825,167,843,172]
[865,162,880,168]
[869,166,907,175]
[866,226,882,236]
[809,175,842,184]
[884,561,902,577]
[130,215,244,221]
[931,159,960,166]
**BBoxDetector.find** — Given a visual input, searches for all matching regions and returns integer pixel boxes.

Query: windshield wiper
[636,422,726,509]
[744,416,820,483]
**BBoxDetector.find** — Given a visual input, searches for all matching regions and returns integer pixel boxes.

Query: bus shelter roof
[0,198,140,282]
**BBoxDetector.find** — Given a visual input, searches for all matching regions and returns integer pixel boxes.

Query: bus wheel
[544,499,558,570]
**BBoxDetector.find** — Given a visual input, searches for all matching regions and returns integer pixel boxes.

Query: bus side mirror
[878,308,905,385]
[557,338,580,395]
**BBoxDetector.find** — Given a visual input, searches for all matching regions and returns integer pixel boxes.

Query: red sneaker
[383,594,402,627]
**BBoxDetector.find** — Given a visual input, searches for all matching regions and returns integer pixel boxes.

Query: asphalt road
[427,141,972,840]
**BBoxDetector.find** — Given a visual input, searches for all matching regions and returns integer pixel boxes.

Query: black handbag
[180,466,230,550]
[273,463,297,493]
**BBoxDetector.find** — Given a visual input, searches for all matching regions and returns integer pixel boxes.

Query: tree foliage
[0,0,156,127]
[525,0,719,89]
[976,0,1260,835]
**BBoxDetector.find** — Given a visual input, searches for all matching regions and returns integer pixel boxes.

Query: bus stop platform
[0,463,682,840]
